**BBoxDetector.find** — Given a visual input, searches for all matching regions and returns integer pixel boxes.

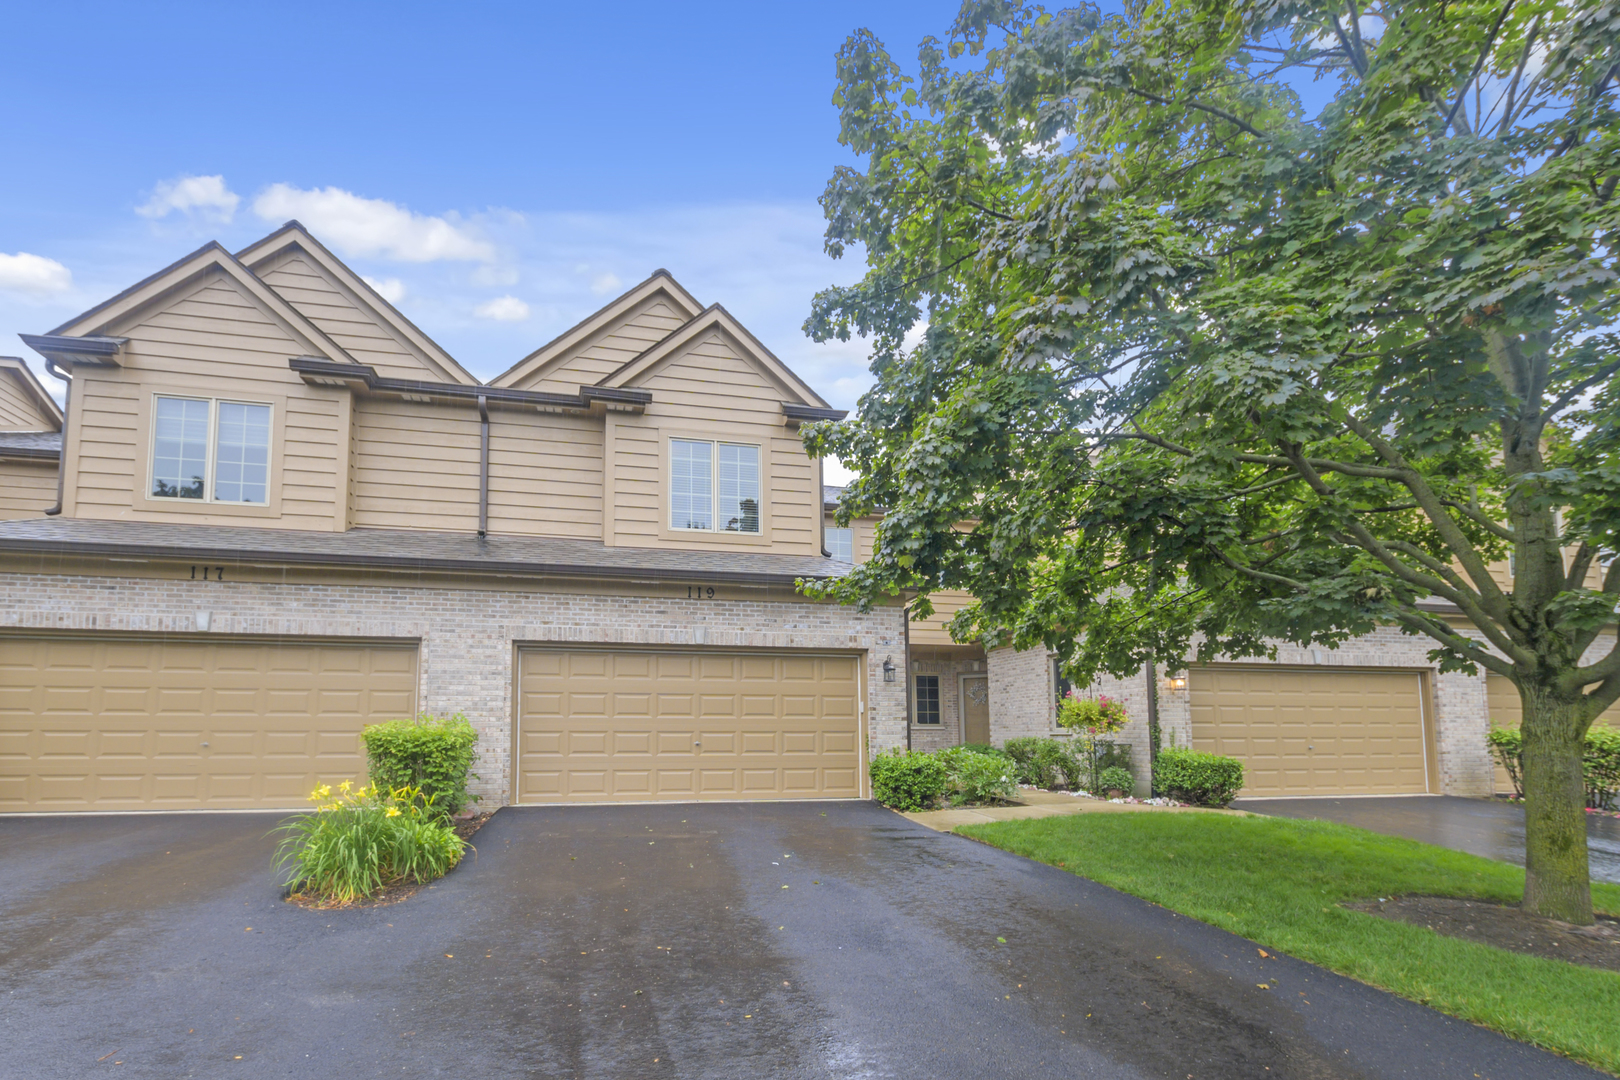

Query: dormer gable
[0,357,63,432]
[237,221,479,387]
[489,271,703,394]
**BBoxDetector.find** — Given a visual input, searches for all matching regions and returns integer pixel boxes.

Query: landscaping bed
[1345,895,1620,973]
[285,810,492,911]
[959,811,1620,1074]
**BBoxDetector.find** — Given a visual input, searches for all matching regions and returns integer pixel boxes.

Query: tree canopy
[802,0,1620,921]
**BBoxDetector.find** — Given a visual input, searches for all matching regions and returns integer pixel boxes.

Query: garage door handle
[200,742,209,747]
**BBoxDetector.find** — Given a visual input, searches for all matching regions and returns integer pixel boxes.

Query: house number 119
[687,585,715,600]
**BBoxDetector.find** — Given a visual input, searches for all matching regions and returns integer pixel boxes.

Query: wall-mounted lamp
[1167,674,1187,690]
[882,656,896,683]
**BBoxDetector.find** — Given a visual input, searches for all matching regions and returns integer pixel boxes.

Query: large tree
[803,0,1620,922]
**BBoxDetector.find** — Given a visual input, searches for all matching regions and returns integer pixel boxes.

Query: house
[0,223,906,813]
[825,500,1619,800]
[1,223,1610,814]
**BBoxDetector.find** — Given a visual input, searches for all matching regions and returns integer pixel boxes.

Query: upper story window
[671,438,760,533]
[151,395,271,504]
[826,526,853,562]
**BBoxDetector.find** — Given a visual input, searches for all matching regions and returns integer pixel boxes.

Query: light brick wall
[908,656,987,751]
[0,571,908,806]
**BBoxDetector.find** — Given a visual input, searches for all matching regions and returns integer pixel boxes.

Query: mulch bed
[284,810,495,911]
[1345,895,1620,973]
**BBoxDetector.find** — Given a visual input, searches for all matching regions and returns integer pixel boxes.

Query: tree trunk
[1520,691,1593,925]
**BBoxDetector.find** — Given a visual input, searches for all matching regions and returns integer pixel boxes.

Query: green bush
[937,746,1019,806]
[1003,737,1072,788]
[1097,765,1135,795]
[1154,748,1244,807]
[362,713,480,817]
[272,782,465,903]
[959,742,1010,758]
[1487,725,1620,809]
[870,749,949,811]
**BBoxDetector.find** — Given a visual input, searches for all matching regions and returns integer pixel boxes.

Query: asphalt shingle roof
[0,431,62,456]
[0,517,848,586]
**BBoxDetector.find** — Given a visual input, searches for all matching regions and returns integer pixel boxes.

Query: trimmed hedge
[937,746,1019,805]
[1488,725,1620,809]
[1003,737,1070,788]
[1154,748,1244,807]
[1097,765,1135,795]
[871,749,949,811]
[362,713,480,818]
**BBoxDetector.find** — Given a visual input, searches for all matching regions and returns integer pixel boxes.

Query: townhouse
[1,222,1609,813]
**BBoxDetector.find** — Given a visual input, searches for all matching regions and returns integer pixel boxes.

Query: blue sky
[0,0,957,480]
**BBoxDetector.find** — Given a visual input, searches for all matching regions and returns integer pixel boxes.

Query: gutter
[41,359,70,516]
[477,394,490,538]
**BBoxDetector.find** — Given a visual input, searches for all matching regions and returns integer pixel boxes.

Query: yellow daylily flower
[339,780,351,793]
[385,806,402,818]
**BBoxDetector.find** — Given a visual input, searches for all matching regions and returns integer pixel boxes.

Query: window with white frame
[826,526,853,562]
[670,438,760,533]
[151,395,271,504]
[914,674,941,724]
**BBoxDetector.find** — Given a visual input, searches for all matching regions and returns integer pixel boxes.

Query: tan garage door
[0,634,418,812]
[516,647,863,803]
[1487,673,1620,793]
[1190,666,1430,797]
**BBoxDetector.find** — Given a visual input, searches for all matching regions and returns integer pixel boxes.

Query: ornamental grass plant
[273,781,465,903]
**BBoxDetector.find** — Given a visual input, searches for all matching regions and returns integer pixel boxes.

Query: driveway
[0,802,1601,1079]
[1236,794,1620,884]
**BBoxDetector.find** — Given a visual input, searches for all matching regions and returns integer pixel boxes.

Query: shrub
[362,713,480,817]
[1154,748,1244,807]
[871,750,949,811]
[1097,765,1135,795]
[937,746,1019,806]
[1486,725,1620,809]
[959,742,1011,758]
[1003,737,1071,788]
[1056,692,1129,736]
[1054,741,1089,790]
[272,782,465,903]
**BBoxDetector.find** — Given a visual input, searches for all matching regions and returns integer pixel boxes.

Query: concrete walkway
[1237,794,1620,884]
[901,788,1244,832]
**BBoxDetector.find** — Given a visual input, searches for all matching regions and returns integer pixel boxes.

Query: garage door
[516,647,863,803]
[0,635,418,812]
[1190,666,1430,797]
[1488,673,1620,793]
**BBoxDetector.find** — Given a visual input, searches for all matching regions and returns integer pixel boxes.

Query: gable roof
[597,303,831,408]
[0,357,64,430]
[46,241,357,365]
[236,221,480,387]
[488,270,704,389]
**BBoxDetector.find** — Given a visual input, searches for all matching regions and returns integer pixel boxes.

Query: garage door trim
[510,642,869,805]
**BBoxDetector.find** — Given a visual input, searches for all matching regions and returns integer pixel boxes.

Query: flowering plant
[272,781,464,903]
[1056,691,1128,737]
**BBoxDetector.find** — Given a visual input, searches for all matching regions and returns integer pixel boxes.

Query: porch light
[1167,674,1187,690]
[882,656,896,682]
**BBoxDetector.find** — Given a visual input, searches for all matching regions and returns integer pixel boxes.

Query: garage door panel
[1191,666,1428,797]
[518,647,863,803]
[1,636,418,812]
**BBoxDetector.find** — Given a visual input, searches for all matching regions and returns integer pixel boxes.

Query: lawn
[958,812,1620,1075]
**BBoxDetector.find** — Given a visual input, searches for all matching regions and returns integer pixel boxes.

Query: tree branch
[1446,0,1514,133]
[1541,358,1620,425]
[1120,86,1271,140]
[1394,610,1518,678]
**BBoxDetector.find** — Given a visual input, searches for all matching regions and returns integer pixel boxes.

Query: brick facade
[0,568,909,806]
[907,656,987,751]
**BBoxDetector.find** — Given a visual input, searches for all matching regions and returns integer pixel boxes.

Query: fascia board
[0,357,64,429]
[598,305,830,409]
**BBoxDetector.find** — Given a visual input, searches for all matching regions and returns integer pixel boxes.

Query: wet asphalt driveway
[0,802,1602,1080]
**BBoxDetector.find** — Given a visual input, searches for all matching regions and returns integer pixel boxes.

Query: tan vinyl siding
[0,371,55,431]
[69,273,343,529]
[513,297,689,394]
[602,331,819,555]
[0,460,57,519]
[1487,670,1620,792]
[486,410,604,538]
[258,253,453,384]
[351,398,480,531]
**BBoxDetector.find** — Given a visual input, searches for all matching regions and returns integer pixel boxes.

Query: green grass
[958,812,1620,1074]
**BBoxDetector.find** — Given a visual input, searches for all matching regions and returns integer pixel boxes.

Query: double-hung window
[914,674,941,724]
[151,395,272,504]
[670,438,760,533]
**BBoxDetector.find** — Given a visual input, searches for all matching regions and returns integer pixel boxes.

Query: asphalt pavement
[0,801,1602,1079]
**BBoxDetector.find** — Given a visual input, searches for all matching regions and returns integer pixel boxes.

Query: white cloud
[362,276,407,304]
[137,175,240,223]
[0,252,72,294]
[253,183,496,263]
[589,272,622,296]
[475,295,531,322]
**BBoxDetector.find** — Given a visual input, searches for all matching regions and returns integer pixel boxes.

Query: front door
[961,675,990,745]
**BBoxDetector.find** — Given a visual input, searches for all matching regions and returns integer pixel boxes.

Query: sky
[0,1,971,482]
